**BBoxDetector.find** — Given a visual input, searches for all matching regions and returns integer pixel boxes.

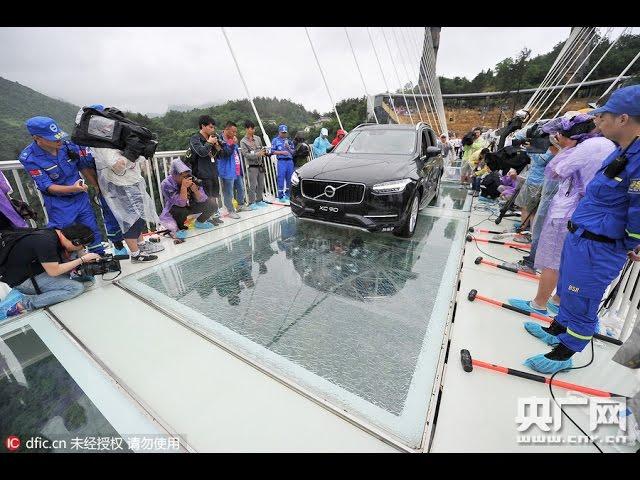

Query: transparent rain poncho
[91,147,158,234]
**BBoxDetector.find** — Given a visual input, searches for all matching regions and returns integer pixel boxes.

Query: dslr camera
[77,254,122,277]
[186,175,203,187]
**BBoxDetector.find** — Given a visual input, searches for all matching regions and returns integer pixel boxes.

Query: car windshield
[334,129,416,155]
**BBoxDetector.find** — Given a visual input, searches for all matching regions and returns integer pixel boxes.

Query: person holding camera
[0,224,100,319]
[186,115,224,225]
[159,159,216,240]
[91,142,160,263]
[19,117,105,255]
[240,120,268,210]
[518,85,640,374]
[292,132,311,168]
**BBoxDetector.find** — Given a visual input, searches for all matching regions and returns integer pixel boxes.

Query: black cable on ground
[548,339,604,453]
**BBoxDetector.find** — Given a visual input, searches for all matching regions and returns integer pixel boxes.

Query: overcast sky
[0,27,623,116]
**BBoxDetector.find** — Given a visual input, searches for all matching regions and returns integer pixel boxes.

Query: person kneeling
[159,159,216,241]
[0,224,101,318]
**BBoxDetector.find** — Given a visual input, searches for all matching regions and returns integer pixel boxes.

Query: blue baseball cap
[89,104,105,111]
[590,85,640,116]
[25,116,64,141]
[278,124,288,133]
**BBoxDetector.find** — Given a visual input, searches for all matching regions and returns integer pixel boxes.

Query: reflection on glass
[429,183,470,211]
[123,213,464,445]
[0,327,129,453]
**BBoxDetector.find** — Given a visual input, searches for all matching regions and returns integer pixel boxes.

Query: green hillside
[0,77,80,161]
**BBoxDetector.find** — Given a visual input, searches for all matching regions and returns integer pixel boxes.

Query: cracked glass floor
[119,201,467,448]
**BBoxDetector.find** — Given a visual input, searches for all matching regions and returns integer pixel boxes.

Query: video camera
[511,121,552,154]
[77,254,122,278]
[72,107,159,161]
[484,146,531,175]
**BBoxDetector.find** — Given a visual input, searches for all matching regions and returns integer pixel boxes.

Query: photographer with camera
[240,120,268,210]
[185,115,224,225]
[91,143,160,263]
[0,224,101,319]
[159,159,216,240]
[19,117,105,255]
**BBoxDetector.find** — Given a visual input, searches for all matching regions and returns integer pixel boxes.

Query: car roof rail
[353,123,377,130]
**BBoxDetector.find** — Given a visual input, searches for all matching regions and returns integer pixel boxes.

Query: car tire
[394,189,420,238]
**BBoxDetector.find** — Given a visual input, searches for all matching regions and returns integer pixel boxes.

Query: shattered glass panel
[121,212,466,447]
[0,326,130,453]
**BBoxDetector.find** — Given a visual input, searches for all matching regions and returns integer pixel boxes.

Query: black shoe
[131,252,158,263]
[542,320,567,337]
[211,217,224,225]
[545,342,575,361]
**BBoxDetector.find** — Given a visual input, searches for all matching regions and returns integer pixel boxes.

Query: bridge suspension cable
[367,27,399,121]
[404,27,438,130]
[304,27,344,131]
[527,27,599,123]
[597,33,640,102]
[553,27,631,117]
[344,28,379,124]
[524,26,584,111]
[421,27,448,134]
[390,28,424,123]
[220,27,278,196]
[534,27,614,121]
[399,27,437,130]
[381,27,415,124]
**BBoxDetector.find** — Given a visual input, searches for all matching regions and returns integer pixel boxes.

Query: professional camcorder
[77,254,122,277]
[511,121,552,154]
[72,107,159,161]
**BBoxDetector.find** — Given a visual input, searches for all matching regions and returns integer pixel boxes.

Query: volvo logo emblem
[324,185,336,198]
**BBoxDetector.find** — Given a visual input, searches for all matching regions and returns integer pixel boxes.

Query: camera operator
[510,124,557,240]
[91,140,160,263]
[0,224,99,318]
[159,159,216,240]
[186,115,224,225]
[240,120,268,210]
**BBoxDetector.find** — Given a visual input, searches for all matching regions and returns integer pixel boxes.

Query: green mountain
[0,76,80,161]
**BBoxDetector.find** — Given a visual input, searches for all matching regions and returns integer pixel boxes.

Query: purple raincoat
[159,159,209,234]
[0,171,28,228]
[534,135,616,271]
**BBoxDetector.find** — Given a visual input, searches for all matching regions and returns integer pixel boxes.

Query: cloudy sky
[0,27,621,115]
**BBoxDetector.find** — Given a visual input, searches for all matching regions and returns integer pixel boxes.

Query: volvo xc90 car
[289,123,444,238]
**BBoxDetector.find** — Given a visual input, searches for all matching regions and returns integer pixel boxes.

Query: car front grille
[301,179,365,204]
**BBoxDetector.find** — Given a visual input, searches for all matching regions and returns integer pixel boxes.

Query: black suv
[290,123,443,238]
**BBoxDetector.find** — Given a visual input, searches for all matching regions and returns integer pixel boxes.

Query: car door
[419,129,438,207]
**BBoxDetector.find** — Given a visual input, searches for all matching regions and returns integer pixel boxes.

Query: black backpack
[0,228,51,282]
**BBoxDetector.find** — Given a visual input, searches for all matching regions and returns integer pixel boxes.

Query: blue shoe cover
[524,321,560,346]
[523,354,573,374]
[195,221,214,229]
[176,230,188,239]
[508,298,548,315]
[113,246,129,257]
[546,300,559,316]
[1,289,25,320]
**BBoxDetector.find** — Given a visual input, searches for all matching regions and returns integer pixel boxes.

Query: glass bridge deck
[119,184,468,447]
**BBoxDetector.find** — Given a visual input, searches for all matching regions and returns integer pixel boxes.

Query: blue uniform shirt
[571,138,640,252]
[19,141,93,195]
[271,136,294,161]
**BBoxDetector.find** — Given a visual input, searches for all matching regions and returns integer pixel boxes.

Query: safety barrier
[601,260,640,342]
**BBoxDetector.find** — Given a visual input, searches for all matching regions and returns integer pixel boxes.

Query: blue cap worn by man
[19,116,104,254]
[271,124,295,200]
[523,85,640,374]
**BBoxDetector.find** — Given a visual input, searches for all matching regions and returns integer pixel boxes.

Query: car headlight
[372,178,412,194]
[291,171,300,186]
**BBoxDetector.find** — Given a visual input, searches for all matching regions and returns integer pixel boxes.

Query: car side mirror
[425,146,441,158]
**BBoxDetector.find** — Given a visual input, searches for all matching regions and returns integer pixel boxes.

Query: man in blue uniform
[524,85,640,373]
[271,124,295,201]
[19,116,105,254]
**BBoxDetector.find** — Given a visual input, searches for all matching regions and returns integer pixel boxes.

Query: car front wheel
[394,189,420,238]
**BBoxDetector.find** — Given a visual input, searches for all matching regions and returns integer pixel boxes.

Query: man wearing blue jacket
[216,121,246,219]
[19,116,105,254]
[524,85,640,373]
[271,124,295,201]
